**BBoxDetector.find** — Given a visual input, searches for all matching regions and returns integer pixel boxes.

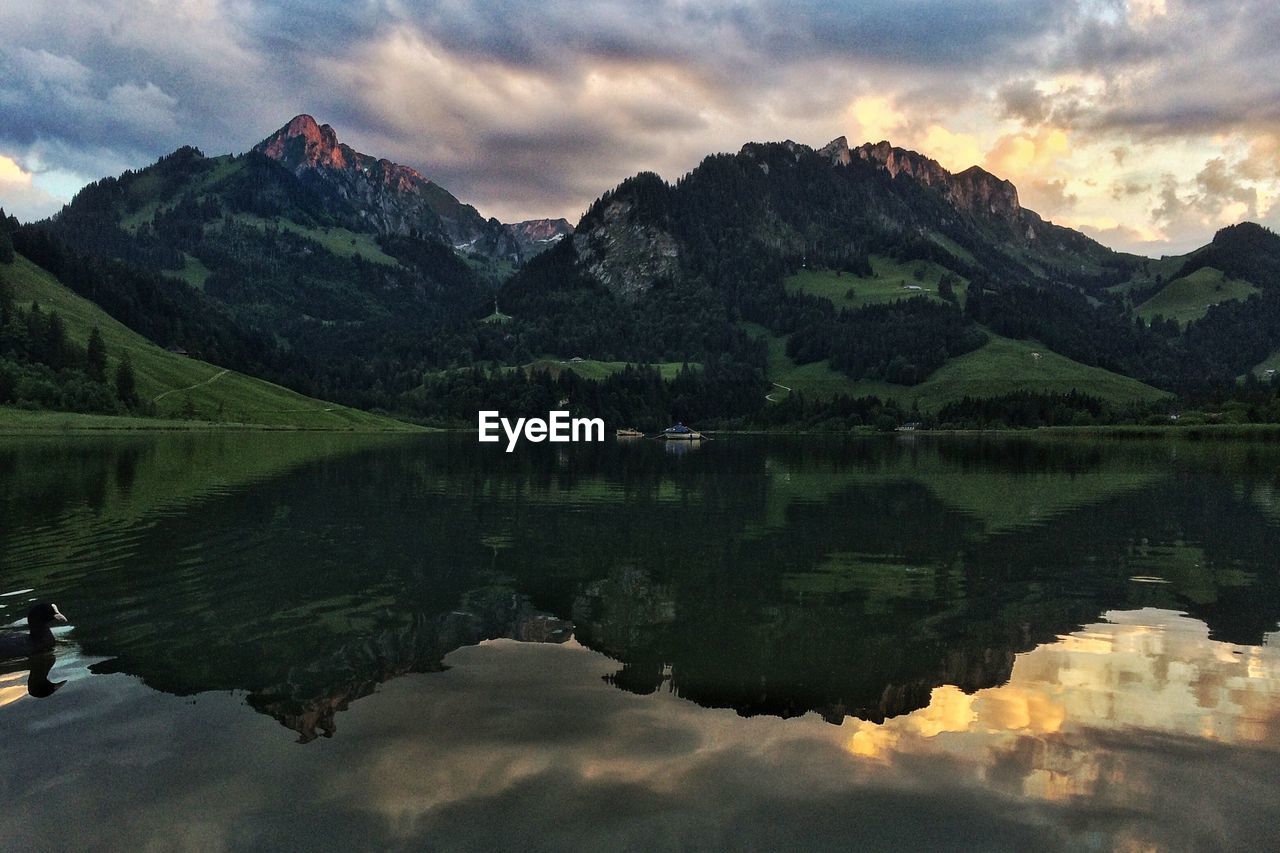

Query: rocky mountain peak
[817,136,852,165]
[951,165,1021,221]
[256,114,350,171]
[249,114,532,260]
[506,218,574,259]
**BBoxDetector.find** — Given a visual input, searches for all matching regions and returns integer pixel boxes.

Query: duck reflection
[24,654,65,699]
[0,654,66,706]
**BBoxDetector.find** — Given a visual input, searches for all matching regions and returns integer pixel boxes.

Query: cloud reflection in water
[2,607,1277,850]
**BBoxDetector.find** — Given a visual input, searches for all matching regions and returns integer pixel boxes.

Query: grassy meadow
[519,358,696,381]
[741,321,1169,412]
[785,255,969,309]
[1135,267,1258,325]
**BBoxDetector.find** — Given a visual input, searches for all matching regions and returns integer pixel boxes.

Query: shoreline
[0,407,427,435]
[705,423,1280,440]
[7,408,1280,440]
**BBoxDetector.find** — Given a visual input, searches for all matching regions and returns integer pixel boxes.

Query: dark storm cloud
[998,79,1049,124]
[0,2,271,181]
[0,1,1062,173]
[1055,0,1280,139]
[247,0,1062,74]
[751,0,1065,67]
[1,0,1279,242]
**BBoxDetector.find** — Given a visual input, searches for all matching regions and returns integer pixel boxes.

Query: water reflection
[846,608,1280,758]
[2,432,1280,749]
[240,596,572,742]
[1,610,1276,850]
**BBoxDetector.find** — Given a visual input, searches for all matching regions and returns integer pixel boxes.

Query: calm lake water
[2,432,1279,850]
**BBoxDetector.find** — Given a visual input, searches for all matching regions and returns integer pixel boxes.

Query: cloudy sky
[1,0,1277,254]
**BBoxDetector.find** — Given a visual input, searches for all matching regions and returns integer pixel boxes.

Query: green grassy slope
[741,323,1168,411]
[230,213,400,266]
[4,255,413,430]
[519,358,695,381]
[785,255,968,309]
[1135,267,1258,325]
[0,408,309,433]
[741,322,865,399]
[844,335,1170,411]
[169,253,213,289]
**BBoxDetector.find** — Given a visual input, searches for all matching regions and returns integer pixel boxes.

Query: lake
[1,432,1278,850]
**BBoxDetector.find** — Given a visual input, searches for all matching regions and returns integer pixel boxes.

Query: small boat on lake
[615,428,645,438]
[660,423,704,440]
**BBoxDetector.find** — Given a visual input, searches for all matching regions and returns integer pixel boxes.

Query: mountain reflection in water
[2,433,1280,848]
[1,608,1277,850]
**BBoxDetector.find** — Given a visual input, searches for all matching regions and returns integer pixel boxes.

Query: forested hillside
[21,115,1280,429]
[0,212,407,429]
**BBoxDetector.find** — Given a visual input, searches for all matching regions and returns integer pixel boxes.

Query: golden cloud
[0,153,68,221]
[985,128,1070,177]
[847,95,905,144]
[920,126,982,173]
[0,155,34,186]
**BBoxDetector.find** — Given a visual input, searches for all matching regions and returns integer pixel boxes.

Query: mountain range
[5,113,1280,428]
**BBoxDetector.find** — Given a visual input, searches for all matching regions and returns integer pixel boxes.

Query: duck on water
[0,603,69,660]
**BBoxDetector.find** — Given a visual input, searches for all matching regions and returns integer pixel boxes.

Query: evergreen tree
[86,326,107,382]
[115,351,138,407]
[938,273,958,304]
[0,207,13,264]
[0,273,12,327]
[42,311,68,370]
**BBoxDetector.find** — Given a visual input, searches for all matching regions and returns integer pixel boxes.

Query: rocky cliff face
[816,135,854,166]
[255,115,522,261]
[836,138,1024,228]
[948,166,1022,225]
[572,197,679,300]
